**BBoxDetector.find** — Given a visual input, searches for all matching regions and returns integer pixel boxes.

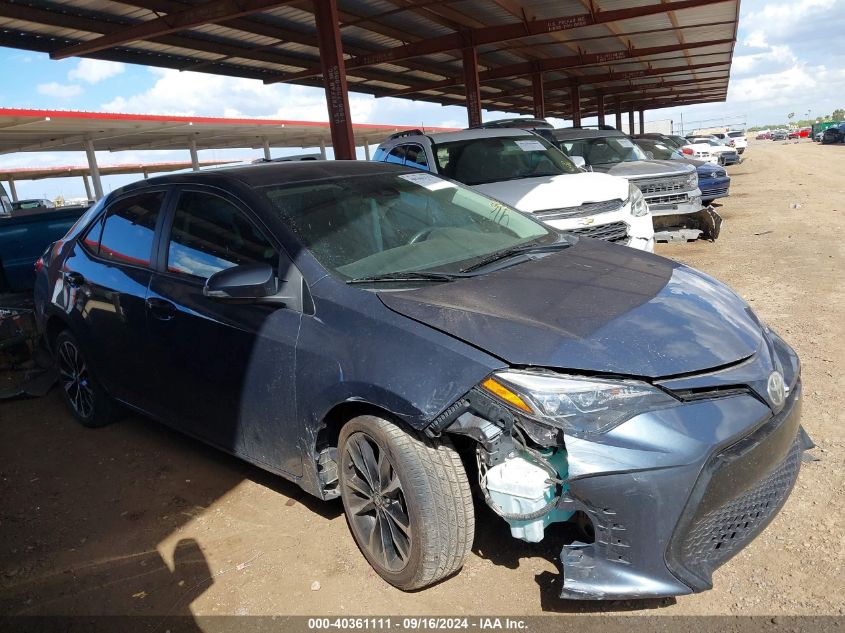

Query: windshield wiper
[347,271,461,284]
[459,239,570,273]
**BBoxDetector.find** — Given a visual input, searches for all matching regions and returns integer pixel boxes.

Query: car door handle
[146,297,177,321]
[63,271,85,287]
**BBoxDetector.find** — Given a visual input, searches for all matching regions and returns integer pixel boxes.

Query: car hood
[378,239,762,378]
[472,172,628,213]
[696,164,727,179]
[589,160,693,179]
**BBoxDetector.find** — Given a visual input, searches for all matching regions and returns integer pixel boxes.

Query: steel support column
[364,143,371,160]
[319,139,327,160]
[596,92,606,127]
[571,84,581,127]
[7,179,17,202]
[639,109,646,134]
[263,138,272,160]
[314,0,356,160]
[82,175,92,200]
[84,139,104,200]
[615,98,622,130]
[532,72,545,119]
[628,107,635,135]
[463,47,482,128]
[189,138,200,171]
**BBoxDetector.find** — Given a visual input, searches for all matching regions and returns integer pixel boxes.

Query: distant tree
[832,108,845,120]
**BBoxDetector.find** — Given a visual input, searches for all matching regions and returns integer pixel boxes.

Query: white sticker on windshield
[616,138,635,148]
[398,172,456,191]
[514,139,546,152]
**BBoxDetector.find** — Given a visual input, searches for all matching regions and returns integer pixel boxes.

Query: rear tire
[55,330,118,428]
[338,415,474,590]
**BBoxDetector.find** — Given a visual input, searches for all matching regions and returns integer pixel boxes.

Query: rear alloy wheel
[338,415,474,590]
[55,330,117,428]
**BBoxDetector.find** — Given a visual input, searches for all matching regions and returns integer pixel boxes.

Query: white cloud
[102,68,375,122]
[68,59,126,84]
[37,82,83,98]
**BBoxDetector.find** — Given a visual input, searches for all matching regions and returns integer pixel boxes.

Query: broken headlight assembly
[627,182,649,217]
[686,171,699,189]
[481,369,679,439]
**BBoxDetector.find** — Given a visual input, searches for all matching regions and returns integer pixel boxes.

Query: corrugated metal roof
[0,0,738,118]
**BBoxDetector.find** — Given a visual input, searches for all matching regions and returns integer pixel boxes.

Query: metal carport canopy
[0,0,739,154]
[0,108,455,154]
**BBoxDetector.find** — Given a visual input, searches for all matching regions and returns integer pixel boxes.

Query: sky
[0,0,843,201]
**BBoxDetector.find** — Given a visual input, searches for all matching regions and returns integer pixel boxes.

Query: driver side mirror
[204,263,278,301]
[571,155,587,170]
[203,261,307,312]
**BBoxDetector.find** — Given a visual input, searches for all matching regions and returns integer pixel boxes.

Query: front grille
[633,175,691,195]
[646,192,690,205]
[533,199,625,221]
[672,436,802,588]
[563,220,628,243]
[701,186,729,197]
[666,428,803,591]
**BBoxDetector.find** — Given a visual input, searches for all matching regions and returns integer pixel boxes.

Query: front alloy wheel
[343,432,412,573]
[338,415,474,590]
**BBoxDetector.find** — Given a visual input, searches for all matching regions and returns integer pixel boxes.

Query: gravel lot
[1,139,843,617]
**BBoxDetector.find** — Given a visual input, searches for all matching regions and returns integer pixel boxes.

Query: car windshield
[260,171,555,281]
[728,131,745,138]
[634,140,684,161]
[556,136,648,166]
[431,135,580,185]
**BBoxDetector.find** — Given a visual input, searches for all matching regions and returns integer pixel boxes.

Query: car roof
[113,160,417,197]
[382,127,540,146]
[551,128,627,140]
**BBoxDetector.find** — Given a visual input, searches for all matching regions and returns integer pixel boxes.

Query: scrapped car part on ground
[34,161,812,600]
[0,294,55,399]
[373,127,654,252]
[653,207,723,243]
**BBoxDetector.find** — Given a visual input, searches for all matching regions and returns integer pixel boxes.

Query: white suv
[727,130,748,154]
[373,128,654,252]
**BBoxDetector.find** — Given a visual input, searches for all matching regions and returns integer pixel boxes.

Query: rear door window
[403,144,430,171]
[165,191,278,279]
[98,192,165,267]
[385,147,406,165]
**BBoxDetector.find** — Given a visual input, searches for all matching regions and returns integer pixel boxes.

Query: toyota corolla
[34,161,810,599]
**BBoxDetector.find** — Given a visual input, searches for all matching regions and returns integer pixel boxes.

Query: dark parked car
[35,162,810,600]
[1,203,89,292]
[821,123,845,144]
[11,198,56,211]
[633,137,730,204]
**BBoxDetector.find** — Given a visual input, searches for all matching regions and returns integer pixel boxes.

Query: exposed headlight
[686,171,699,188]
[481,370,678,438]
[627,182,649,217]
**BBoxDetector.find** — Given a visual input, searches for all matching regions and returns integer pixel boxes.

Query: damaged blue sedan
[33,161,810,600]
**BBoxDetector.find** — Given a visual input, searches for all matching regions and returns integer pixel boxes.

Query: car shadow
[0,389,340,625]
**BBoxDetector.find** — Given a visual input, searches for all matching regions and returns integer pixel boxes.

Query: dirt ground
[1,139,843,618]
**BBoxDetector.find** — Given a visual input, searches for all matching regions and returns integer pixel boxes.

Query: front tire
[55,330,117,428]
[338,415,474,590]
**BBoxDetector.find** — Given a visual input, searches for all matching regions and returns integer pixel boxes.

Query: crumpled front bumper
[555,370,807,600]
